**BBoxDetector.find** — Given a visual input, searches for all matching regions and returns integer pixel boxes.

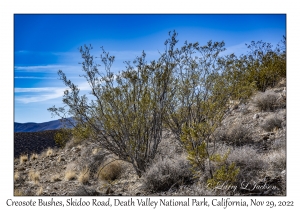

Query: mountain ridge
[14,118,75,132]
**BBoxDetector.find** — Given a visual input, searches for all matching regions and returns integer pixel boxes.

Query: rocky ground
[14,79,286,196]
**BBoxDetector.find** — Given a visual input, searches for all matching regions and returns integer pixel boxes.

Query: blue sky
[14,14,286,123]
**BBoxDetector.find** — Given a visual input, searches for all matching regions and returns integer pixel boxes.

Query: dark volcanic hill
[14,130,59,158]
[14,118,74,132]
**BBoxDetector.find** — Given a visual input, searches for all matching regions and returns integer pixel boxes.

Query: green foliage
[49,31,285,178]
[207,163,240,188]
[244,38,286,92]
[54,128,72,148]
[181,124,240,187]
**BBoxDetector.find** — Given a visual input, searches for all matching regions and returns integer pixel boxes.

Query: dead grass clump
[216,125,253,147]
[98,160,123,182]
[30,153,38,161]
[14,189,23,196]
[78,168,90,185]
[36,187,43,196]
[28,170,40,184]
[227,146,266,185]
[143,155,193,192]
[19,154,28,164]
[254,91,279,112]
[261,114,283,132]
[14,171,20,182]
[51,174,62,182]
[46,148,54,157]
[65,170,77,181]
[264,148,286,172]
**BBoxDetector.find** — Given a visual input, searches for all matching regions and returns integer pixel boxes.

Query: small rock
[253,113,259,119]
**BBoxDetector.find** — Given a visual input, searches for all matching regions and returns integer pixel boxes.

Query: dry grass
[78,167,90,184]
[28,170,40,184]
[65,170,77,181]
[51,174,62,182]
[30,153,38,161]
[14,189,23,196]
[14,171,20,182]
[98,160,123,182]
[92,148,100,155]
[19,154,28,164]
[46,148,54,157]
[264,148,286,171]
[36,187,43,196]
[216,125,253,147]
[227,146,266,183]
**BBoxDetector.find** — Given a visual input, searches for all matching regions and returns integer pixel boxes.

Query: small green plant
[181,125,240,188]
[207,163,240,188]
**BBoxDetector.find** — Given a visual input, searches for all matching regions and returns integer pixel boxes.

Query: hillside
[14,118,75,132]
[13,80,286,196]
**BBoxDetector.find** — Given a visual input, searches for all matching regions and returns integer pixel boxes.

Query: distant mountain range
[14,118,75,132]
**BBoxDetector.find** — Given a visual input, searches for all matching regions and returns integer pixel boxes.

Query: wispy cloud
[14,65,80,72]
[14,76,58,79]
[15,82,91,104]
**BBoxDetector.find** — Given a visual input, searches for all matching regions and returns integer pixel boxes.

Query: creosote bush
[143,155,193,192]
[48,31,285,178]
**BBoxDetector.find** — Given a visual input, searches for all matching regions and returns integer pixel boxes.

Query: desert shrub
[216,125,253,147]
[227,146,266,183]
[48,31,285,178]
[49,34,176,177]
[143,155,193,192]
[264,148,286,172]
[30,153,38,161]
[19,154,28,164]
[261,114,283,132]
[78,167,90,184]
[98,160,124,182]
[65,170,77,181]
[207,163,240,189]
[244,39,286,92]
[28,170,40,184]
[254,91,279,111]
[54,128,72,148]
